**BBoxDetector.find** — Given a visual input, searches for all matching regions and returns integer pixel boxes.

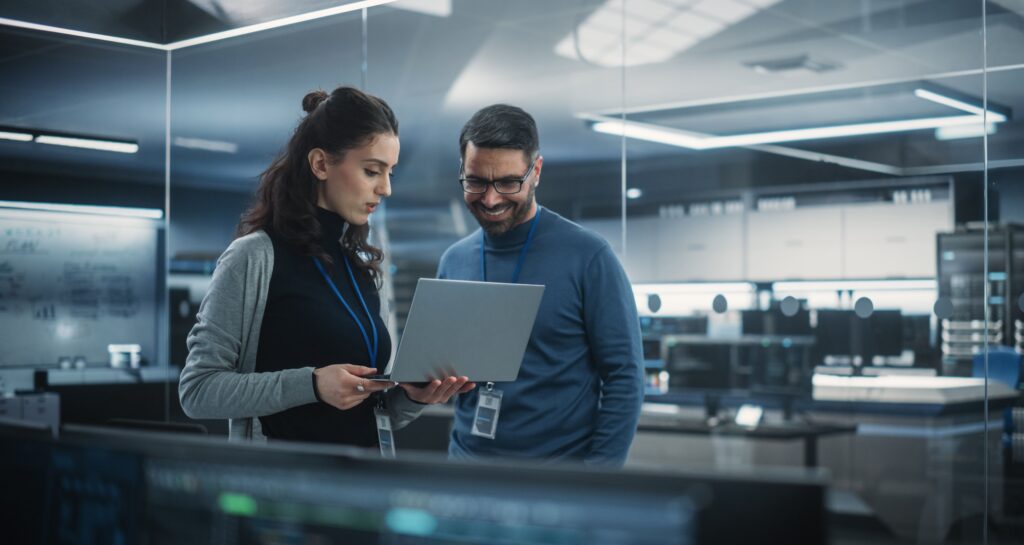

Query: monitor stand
[703,393,721,427]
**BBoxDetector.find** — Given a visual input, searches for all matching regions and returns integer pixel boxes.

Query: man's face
[462,142,541,237]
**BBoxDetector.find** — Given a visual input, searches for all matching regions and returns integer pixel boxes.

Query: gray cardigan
[178,230,425,441]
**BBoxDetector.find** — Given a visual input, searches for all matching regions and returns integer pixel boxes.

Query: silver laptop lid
[387,278,544,383]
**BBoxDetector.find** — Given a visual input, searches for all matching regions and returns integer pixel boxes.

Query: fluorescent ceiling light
[166,0,396,49]
[392,0,452,17]
[633,282,755,294]
[0,17,167,49]
[0,130,33,142]
[34,135,138,154]
[667,11,726,38]
[692,0,757,23]
[914,88,1005,120]
[0,0,396,51]
[935,122,997,140]
[0,200,163,219]
[554,0,780,67]
[588,89,1008,149]
[592,119,705,147]
[773,280,937,292]
[593,114,995,149]
[173,136,238,154]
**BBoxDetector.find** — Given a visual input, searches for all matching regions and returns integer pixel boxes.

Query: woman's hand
[399,376,476,404]
[314,364,392,410]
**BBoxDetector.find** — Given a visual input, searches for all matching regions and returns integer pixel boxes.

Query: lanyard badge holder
[374,396,396,459]
[471,382,502,439]
[313,254,392,457]
[472,208,541,441]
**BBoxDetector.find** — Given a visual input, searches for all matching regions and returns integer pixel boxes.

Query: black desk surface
[646,391,1020,417]
[638,417,856,439]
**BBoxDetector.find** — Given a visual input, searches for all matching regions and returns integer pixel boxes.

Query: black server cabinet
[937,225,1024,373]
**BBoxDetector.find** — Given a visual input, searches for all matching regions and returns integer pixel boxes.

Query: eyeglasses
[459,157,538,195]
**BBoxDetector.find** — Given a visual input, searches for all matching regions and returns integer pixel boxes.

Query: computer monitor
[641,316,708,335]
[867,310,904,358]
[815,309,904,362]
[815,309,855,356]
[742,305,812,336]
[1,425,827,545]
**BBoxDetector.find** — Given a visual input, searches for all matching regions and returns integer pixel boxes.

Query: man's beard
[469,184,536,237]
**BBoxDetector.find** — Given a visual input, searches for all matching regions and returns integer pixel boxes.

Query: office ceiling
[0,0,1022,210]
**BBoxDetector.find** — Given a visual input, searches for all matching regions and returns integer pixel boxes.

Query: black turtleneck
[255,207,391,445]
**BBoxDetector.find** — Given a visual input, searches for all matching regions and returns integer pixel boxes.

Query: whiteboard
[0,208,162,368]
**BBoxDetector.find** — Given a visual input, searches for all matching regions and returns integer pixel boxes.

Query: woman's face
[310,132,399,225]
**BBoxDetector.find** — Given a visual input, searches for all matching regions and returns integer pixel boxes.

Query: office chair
[972,345,1022,389]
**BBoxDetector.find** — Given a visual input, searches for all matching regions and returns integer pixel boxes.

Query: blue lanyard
[313,254,379,366]
[480,207,542,283]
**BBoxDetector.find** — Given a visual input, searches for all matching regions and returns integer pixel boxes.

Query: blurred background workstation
[1,0,1023,543]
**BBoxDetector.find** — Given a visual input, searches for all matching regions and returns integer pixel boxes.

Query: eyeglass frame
[458,155,539,195]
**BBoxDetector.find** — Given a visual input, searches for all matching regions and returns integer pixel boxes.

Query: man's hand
[314,364,392,410]
[400,376,476,404]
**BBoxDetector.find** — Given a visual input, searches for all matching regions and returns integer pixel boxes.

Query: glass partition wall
[605,1,995,543]
[0,25,172,419]
[984,1,1024,543]
[166,12,368,434]
[364,1,627,338]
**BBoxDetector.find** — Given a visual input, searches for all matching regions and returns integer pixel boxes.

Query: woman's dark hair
[238,86,398,284]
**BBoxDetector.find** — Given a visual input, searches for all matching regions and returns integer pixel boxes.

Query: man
[437,104,644,467]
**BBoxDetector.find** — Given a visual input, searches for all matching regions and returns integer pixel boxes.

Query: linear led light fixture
[0,0,395,51]
[773,279,938,292]
[0,130,34,142]
[0,200,164,219]
[633,282,756,294]
[589,88,1007,150]
[173,136,238,154]
[935,122,996,141]
[35,135,138,154]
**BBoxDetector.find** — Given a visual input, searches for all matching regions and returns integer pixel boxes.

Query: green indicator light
[219,492,258,517]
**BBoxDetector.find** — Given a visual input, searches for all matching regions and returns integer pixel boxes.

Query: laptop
[369,278,544,383]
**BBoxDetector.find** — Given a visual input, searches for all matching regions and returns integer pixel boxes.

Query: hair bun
[302,90,329,114]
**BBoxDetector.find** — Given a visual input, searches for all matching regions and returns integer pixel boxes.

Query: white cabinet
[583,199,950,283]
[625,217,660,282]
[578,218,623,256]
[657,214,744,281]
[577,217,655,282]
[842,201,949,278]
[747,208,843,280]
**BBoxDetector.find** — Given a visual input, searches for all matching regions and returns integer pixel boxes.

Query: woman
[179,86,471,445]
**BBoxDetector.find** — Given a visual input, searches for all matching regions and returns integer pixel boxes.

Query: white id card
[374,408,396,459]
[471,388,503,440]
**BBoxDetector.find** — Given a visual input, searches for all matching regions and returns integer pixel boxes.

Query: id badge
[374,408,396,459]
[471,388,503,440]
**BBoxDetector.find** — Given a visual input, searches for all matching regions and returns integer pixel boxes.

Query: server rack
[937,224,1024,371]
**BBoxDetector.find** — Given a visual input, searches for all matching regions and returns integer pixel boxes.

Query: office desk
[638,385,1022,542]
[637,417,855,468]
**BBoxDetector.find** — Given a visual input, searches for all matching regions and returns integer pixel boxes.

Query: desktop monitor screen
[815,309,854,356]
[2,426,827,545]
[867,310,904,357]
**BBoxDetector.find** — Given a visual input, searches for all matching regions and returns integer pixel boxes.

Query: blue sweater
[437,207,643,466]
